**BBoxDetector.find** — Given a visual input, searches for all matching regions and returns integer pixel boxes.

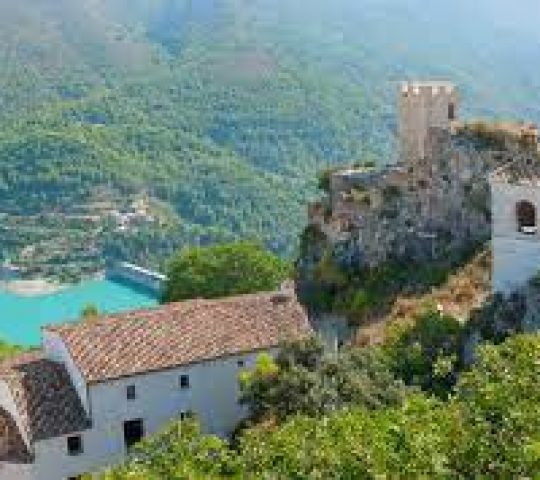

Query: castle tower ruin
[399,81,459,166]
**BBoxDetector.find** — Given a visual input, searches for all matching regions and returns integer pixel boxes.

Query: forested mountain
[0,0,539,274]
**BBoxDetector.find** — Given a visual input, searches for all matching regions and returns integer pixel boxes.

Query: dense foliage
[162,242,289,302]
[239,337,407,423]
[0,339,23,361]
[299,238,483,323]
[383,311,464,397]
[1,0,539,277]
[103,333,540,478]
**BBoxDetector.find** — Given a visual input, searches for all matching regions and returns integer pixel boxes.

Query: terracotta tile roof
[46,292,312,384]
[0,407,33,463]
[0,352,89,444]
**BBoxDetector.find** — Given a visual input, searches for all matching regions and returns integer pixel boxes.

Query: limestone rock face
[303,126,503,276]
[298,82,540,336]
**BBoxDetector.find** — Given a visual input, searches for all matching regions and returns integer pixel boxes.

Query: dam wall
[106,262,166,296]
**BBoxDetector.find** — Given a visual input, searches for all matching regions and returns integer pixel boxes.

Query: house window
[179,410,194,421]
[66,435,83,456]
[516,200,537,233]
[237,359,245,368]
[179,375,190,389]
[123,419,144,450]
[126,385,136,401]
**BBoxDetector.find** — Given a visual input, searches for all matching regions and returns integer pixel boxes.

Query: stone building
[399,81,459,171]
[301,80,540,321]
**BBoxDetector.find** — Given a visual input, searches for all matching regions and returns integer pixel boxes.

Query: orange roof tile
[0,351,88,444]
[46,292,312,384]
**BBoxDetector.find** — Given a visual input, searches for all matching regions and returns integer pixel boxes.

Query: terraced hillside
[0,0,539,278]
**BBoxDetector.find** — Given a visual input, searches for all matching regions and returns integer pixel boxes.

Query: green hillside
[0,0,539,276]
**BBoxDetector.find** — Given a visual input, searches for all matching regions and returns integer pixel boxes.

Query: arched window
[516,200,537,233]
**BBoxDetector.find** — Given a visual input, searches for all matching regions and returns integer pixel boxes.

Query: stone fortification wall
[306,126,502,269]
[399,81,458,167]
[302,81,539,303]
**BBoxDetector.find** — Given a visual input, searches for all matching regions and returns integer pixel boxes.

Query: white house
[0,292,312,480]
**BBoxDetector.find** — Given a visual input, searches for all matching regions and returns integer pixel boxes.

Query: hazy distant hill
[0,0,539,268]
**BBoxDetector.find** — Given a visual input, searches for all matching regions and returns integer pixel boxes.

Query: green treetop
[162,242,289,303]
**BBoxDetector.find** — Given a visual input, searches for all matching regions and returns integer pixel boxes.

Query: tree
[101,419,237,479]
[162,242,289,303]
[449,334,540,477]
[239,338,407,423]
[384,310,464,397]
[80,303,99,321]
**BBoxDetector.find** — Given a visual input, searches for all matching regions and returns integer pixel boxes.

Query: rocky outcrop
[297,119,540,340]
[304,126,508,271]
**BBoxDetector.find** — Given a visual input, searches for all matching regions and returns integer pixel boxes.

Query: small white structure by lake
[0,263,21,282]
[106,262,167,295]
[0,292,311,479]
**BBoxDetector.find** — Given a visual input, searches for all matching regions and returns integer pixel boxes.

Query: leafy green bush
[239,337,407,423]
[101,419,239,480]
[384,310,464,397]
[104,334,540,479]
[450,334,540,476]
[162,242,289,302]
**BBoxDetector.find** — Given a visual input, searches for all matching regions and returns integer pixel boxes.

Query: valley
[0,0,540,279]
[0,2,539,478]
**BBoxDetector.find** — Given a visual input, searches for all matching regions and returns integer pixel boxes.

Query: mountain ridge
[0,0,539,276]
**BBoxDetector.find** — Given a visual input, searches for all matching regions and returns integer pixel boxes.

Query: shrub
[162,242,289,302]
[239,338,407,423]
[384,310,464,397]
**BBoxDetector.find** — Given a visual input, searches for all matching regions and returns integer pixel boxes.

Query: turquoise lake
[0,279,158,346]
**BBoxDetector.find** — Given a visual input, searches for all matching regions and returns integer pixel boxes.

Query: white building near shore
[0,292,312,480]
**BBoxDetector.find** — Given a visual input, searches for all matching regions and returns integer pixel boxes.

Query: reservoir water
[0,279,158,346]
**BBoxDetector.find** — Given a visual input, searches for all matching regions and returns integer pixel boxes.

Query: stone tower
[399,81,459,165]
[490,150,540,294]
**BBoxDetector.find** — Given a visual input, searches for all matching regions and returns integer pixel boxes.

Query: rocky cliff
[297,120,539,331]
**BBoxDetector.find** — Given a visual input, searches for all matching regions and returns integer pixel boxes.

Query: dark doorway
[516,200,537,232]
[448,103,456,120]
[123,419,144,450]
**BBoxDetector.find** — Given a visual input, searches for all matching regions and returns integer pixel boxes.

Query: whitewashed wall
[23,349,271,480]
[42,331,90,414]
[0,462,32,480]
[491,180,540,293]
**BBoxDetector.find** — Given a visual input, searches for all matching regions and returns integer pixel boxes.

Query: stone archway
[516,200,537,232]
